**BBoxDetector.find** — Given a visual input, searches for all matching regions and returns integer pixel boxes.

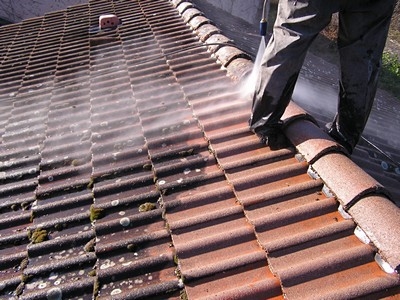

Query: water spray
[260,0,270,36]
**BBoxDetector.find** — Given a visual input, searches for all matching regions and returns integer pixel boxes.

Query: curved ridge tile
[285,118,347,163]
[176,2,194,14]
[312,153,391,208]
[181,8,203,23]
[215,46,252,67]
[282,102,347,162]
[348,195,400,272]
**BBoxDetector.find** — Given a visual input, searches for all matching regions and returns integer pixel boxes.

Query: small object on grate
[99,14,120,29]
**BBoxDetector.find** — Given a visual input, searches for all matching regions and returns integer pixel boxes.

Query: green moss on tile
[180,289,188,300]
[178,148,194,157]
[142,163,152,171]
[84,238,96,252]
[19,258,28,270]
[90,205,105,222]
[29,228,48,244]
[21,273,33,283]
[93,277,100,298]
[54,223,65,231]
[14,282,24,297]
[173,254,179,265]
[87,177,95,190]
[21,201,31,210]
[138,202,156,212]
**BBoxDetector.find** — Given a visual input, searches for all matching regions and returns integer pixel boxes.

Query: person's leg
[327,0,395,153]
[250,0,335,136]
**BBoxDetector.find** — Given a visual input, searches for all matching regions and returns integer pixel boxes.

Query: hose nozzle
[260,18,267,36]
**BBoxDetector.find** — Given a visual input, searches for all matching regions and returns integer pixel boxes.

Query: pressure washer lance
[260,0,271,36]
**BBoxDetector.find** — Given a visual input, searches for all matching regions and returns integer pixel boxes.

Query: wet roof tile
[0,0,399,298]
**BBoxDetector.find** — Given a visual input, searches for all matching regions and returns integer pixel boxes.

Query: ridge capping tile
[171,0,186,7]
[181,8,203,23]
[176,2,194,14]
[286,118,347,163]
[312,153,392,208]
[215,46,251,68]
[196,24,220,42]
[225,57,253,82]
[348,195,400,273]
[188,15,211,31]
[283,102,348,162]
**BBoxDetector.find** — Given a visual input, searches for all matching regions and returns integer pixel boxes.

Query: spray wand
[260,0,270,36]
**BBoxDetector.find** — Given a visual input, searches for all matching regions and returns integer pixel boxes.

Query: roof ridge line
[171,0,254,82]
[282,101,400,273]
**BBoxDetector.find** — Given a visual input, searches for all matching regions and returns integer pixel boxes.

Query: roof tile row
[0,0,399,299]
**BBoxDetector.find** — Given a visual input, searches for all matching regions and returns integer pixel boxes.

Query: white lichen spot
[178,278,184,288]
[119,257,125,263]
[158,180,166,185]
[134,279,143,284]
[111,289,122,295]
[83,226,90,231]
[195,169,201,173]
[137,148,143,153]
[111,199,119,206]
[177,178,183,183]
[48,176,54,182]
[38,282,47,289]
[25,281,38,290]
[4,160,13,167]
[119,211,125,216]
[183,168,191,175]
[122,261,132,266]
[78,270,85,276]
[48,273,58,281]
[148,275,153,280]
[46,287,62,300]
[100,121,108,127]
[100,259,116,270]
[54,279,61,286]
[112,152,120,161]
[120,217,130,227]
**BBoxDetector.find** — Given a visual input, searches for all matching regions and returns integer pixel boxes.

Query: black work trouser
[250,0,395,150]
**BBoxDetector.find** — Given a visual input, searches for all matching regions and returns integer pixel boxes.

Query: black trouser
[250,0,395,150]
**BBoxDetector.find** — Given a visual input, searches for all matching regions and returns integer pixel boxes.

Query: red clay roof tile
[0,0,399,299]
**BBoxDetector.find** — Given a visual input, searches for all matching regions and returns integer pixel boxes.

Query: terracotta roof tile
[0,0,399,298]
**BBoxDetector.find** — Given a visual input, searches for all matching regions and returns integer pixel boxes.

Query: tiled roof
[0,0,399,299]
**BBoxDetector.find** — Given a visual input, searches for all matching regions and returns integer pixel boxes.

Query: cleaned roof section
[0,0,399,299]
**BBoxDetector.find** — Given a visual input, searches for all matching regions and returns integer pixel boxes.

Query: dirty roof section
[190,0,400,204]
[0,0,399,299]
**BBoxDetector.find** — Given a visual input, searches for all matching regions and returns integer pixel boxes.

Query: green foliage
[379,51,400,97]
